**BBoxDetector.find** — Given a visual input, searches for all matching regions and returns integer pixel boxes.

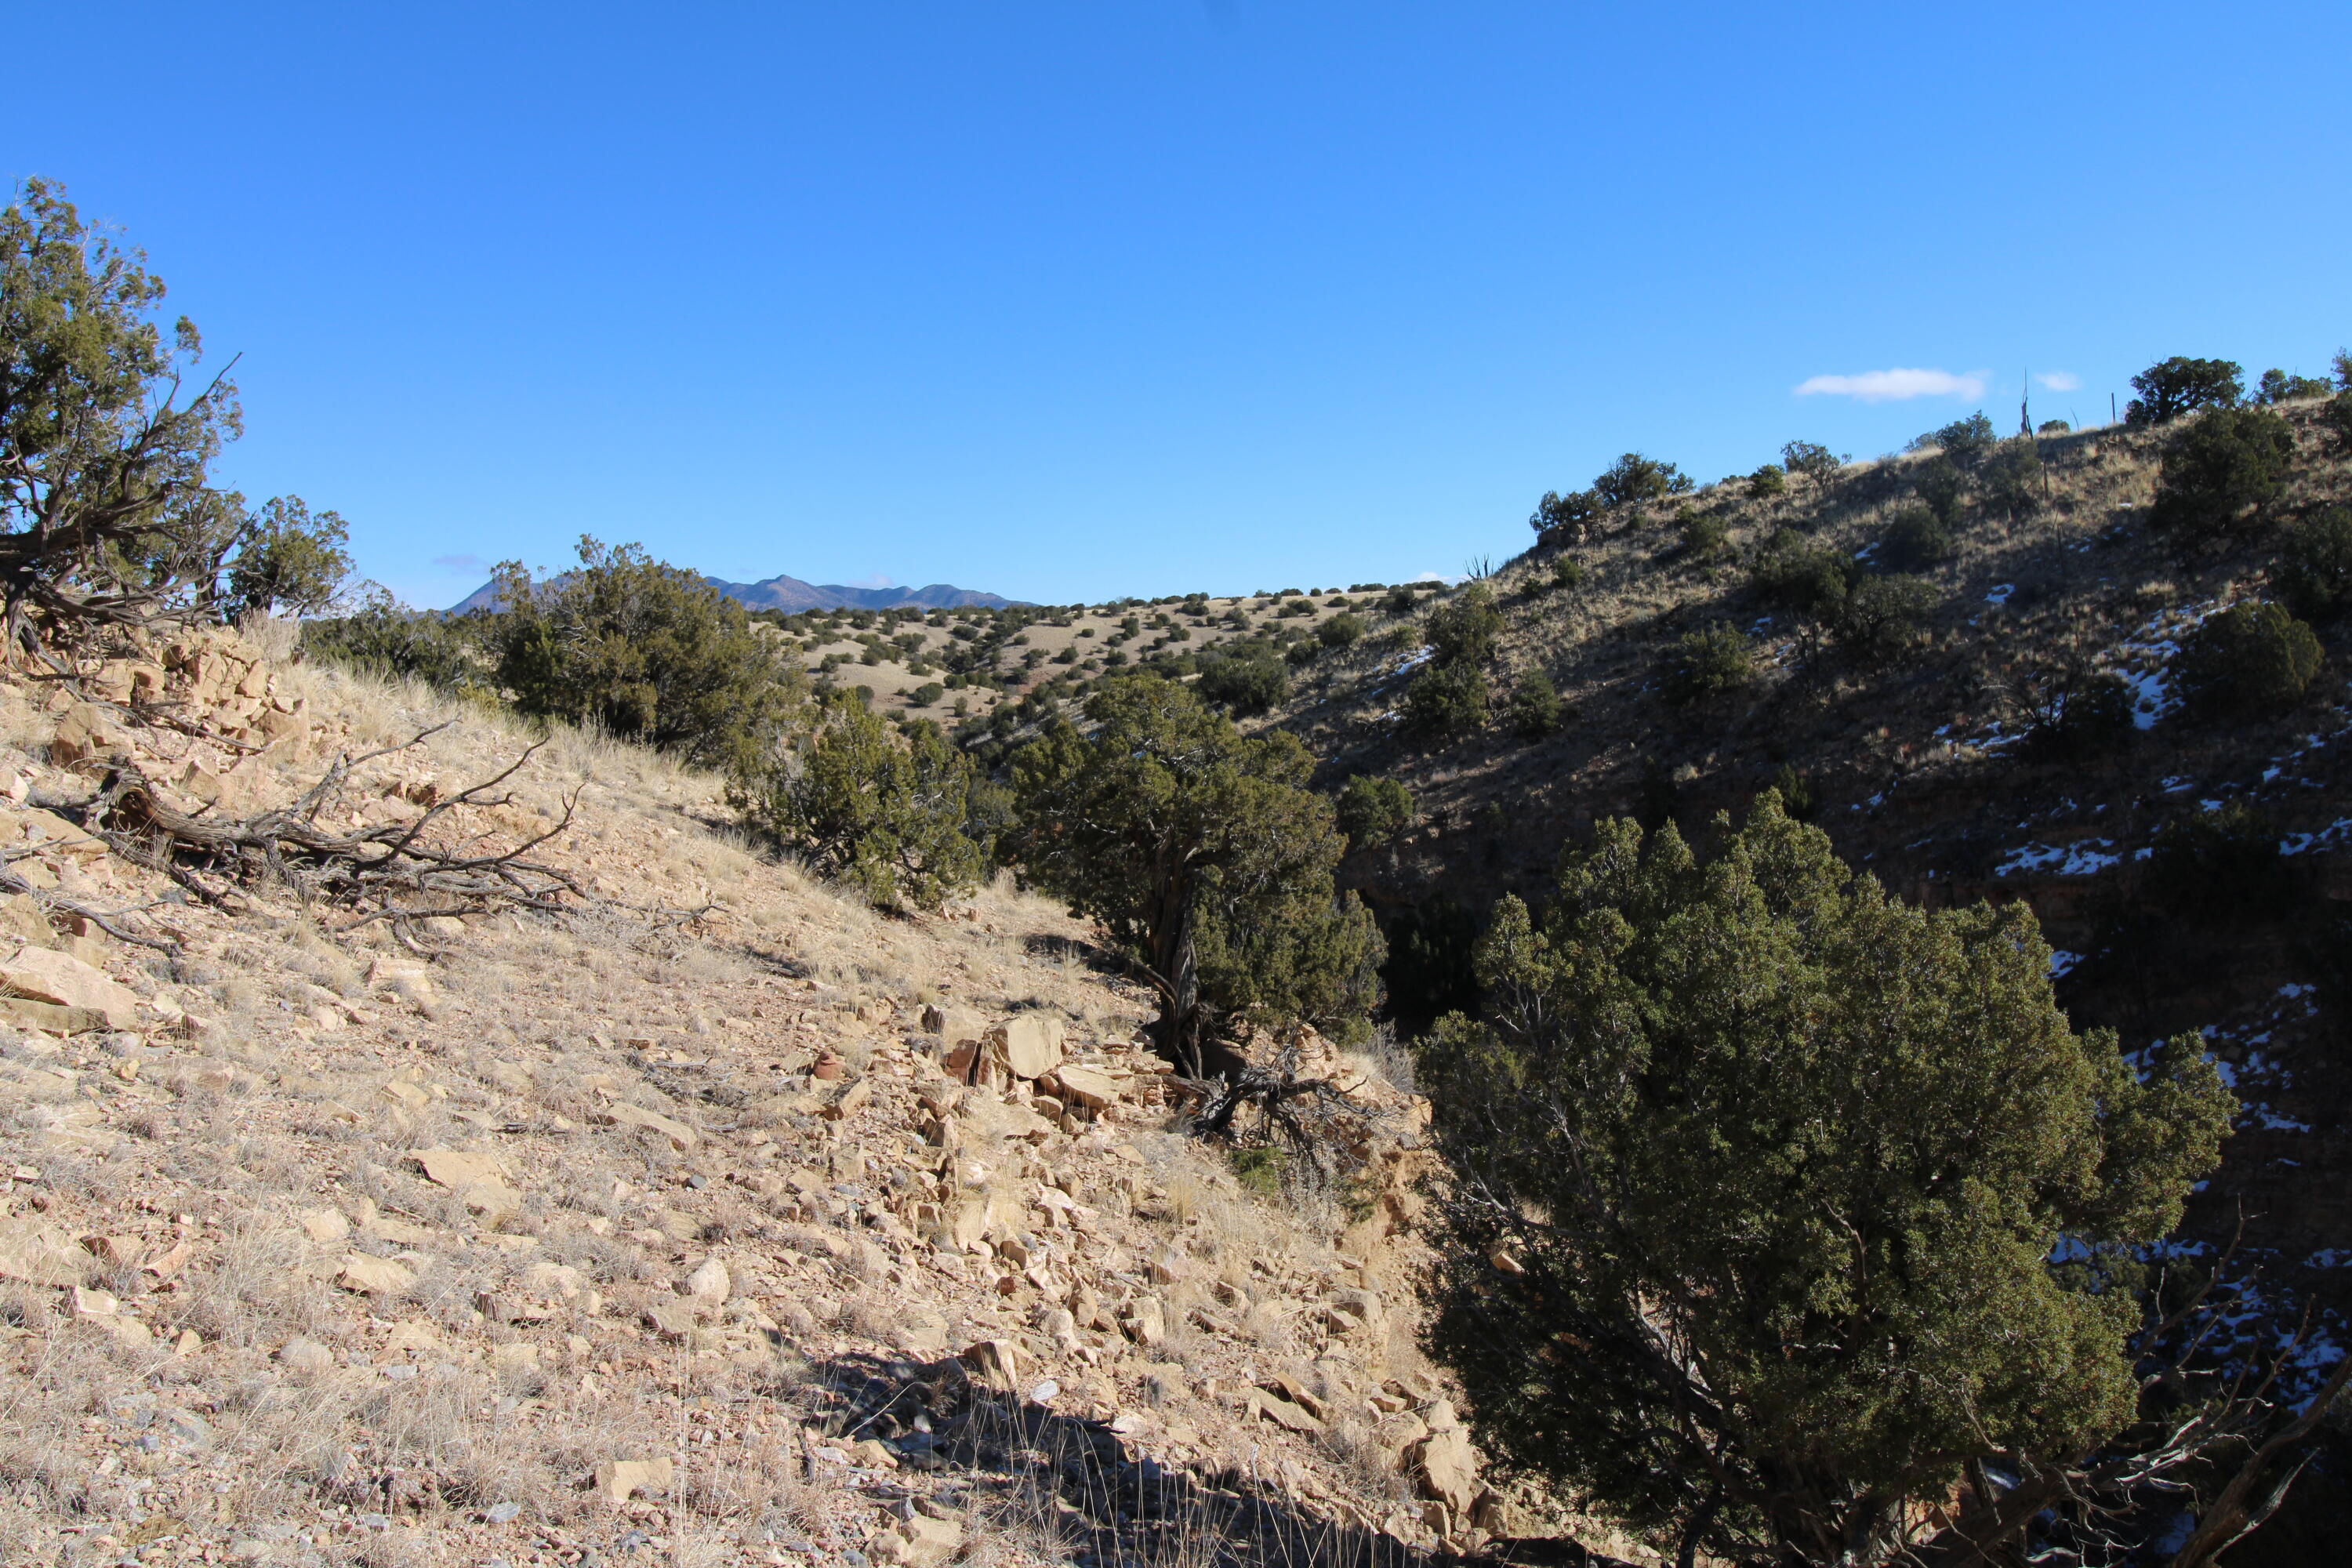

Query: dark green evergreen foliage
[1193,647,1289,715]
[1405,660,1489,735]
[1283,637,1318,667]
[484,538,806,774]
[1528,488,1599,538]
[1913,453,1965,525]
[1593,452,1693,509]
[2029,673,2136,762]
[301,586,478,690]
[1767,762,1816,819]
[2149,406,2296,543]
[1878,503,1954,571]
[1334,774,1414,850]
[2255,367,2333,404]
[1979,435,2045,521]
[1316,612,1365,649]
[1008,675,1384,1067]
[2038,419,2072,434]
[1663,622,1755,705]
[1545,555,1585,593]
[1424,582,1502,666]
[2172,601,2322,717]
[1750,532,1853,619]
[1676,508,1728,561]
[223,495,352,618]
[1747,463,1787,499]
[0,178,248,640]
[2145,802,2303,925]
[2277,506,2352,620]
[1908,412,1996,463]
[1505,670,1564,739]
[1381,583,1420,615]
[908,681,946,707]
[1379,895,1483,1033]
[1835,573,1938,662]
[2125,357,2243,426]
[744,699,984,912]
[1779,439,1843,493]
[1417,799,2233,1568]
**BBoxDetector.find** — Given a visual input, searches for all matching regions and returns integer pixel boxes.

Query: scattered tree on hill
[1334,774,1414,850]
[1505,670,1564,738]
[1663,622,1755,705]
[745,698,984,911]
[1425,581,1503,666]
[1913,453,1965,526]
[1593,452,1693,510]
[1547,554,1585,593]
[1405,660,1490,736]
[2149,405,2296,543]
[1908,412,1996,464]
[1779,439,1844,495]
[2277,506,2352,620]
[222,494,352,619]
[2255,367,2333,404]
[2125,356,2243,426]
[1194,646,1289,715]
[302,584,479,690]
[2172,601,2321,718]
[1835,573,1939,662]
[2020,643,2138,762]
[1008,675,1382,1070]
[1878,503,1954,571]
[2038,418,2072,434]
[1676,508,1728,562]
[1,178,245,649]
[1747,462,1787,500]
[2322,390,2352,454]
[1978,434,2045,521]
[484,537,807,774]
[1528,488,1599,540]
[1316,612,1365,650]
[1418,797,2234,1568]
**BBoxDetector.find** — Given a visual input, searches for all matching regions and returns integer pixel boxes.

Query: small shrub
[1381,584,1420,615]
[2255,368,2333,405]
[1835,574,1938,662]
[1506,671,1565,739]
[1750,532,1852,619]
[2172,601,2321,718]
[1405,661,1489,736]
[1663,622,1755,706]
[1767,763,1816,820]
[1195,651,1289,715]
[746,700,985,911]
[2038,419,2072,434]
[1283,638,1318,667]
[1780,439,1844,493]
[1593,452,1694,509]
[1316,612,1366,650]
[2278,507,2352,620]
[2030,673,2137,761]
[1908,412,1996,464]
[2145,802,2303,924]
[1914,454,1965,525]
[1425,582,1504,666]
[2323,390,2352,453]
[2149,405,2296,543]
[907,681,946,707]
[1529,488,1599,539]
[1678,509,1729,561]
[1980,436,2044,521]
[303,586,478,690]
[1548,555,1585,593]
[2124,356,2242,425]
[1878,503,1954,572]
[1748,463,1788,500]
[1336,775,1415,849]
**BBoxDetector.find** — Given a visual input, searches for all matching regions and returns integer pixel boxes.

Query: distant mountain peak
[448,570,1022,615]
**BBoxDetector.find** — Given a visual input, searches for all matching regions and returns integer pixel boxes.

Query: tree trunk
[1145,873,1203,1076]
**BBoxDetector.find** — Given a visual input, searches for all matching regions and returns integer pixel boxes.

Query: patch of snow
[1984,583,2015,607]
[1994,840,2119,877]
[2048,949,2083,979]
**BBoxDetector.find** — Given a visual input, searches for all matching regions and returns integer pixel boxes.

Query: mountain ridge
[447,568,1022,615]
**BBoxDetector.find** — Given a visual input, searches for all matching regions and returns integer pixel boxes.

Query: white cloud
[2035,371,2082,391]
[1794,368,1987,402]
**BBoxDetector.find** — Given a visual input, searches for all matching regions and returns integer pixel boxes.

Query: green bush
[744,699,985,912]
[2038,419,2072,434]
[1416,800,2231,1568]
[1749,533,1852,619]
[1193,649,1289,715]
[1780,439,1844,493]
[1381,584,1420,615]
[1835,574,1938,662]
[1425,582,1503,666]
[907,681,946,707]
[301,585,480,691]
[1528,488,1599,539]
[2256,368,2333,404]
[2278,506,2352,620]
[1664,622,1755,706]
[1406,660,1490,736]
[2145,802,2303,924]
[2028,673,2136,762]
[1677,508,1729,561]
[223,495,353,619]
[2125,356,2243,425]
[1914,454,1965,525]
[2323,390,2352,453]
[1767,763,1816,820]
[1747,463,1787,499]
[1547,555,1585,593]
[1979,435,2044,521]
[1335,774,1415,849]
[1316,612,1366,649]
[483,538,806,774]
[2172,601,2321,717]
[1878,503,1953,572]
[1907,412,1995,463]
[2149,405,2296,543]
[1506,670,1565,739]
[1593,452,1693,509]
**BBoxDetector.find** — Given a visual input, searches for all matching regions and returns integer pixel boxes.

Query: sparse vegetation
[2172,599,2321,717]
[1334,774,1414,850]
[2276,506,2352,619]
[2125,355,2244,426]
[2149,405,2297,543]
[1663,622,1755,705]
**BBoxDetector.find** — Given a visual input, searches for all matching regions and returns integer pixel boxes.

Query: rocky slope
[0,630,1520,1568]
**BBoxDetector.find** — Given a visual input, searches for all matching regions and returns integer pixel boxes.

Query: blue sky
[11,2,2348,608]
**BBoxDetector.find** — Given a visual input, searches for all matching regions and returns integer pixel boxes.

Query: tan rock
[592,1457,673,1504]
[602,1102,698,1149]
[378,1079,432,1111]
[0,1216,85,1286]
[1123,1294,1167,1348]
[0,945,140,1029]
[1047,1064,1122,1112]
[1413,1425,1480,1515]
[71,1285,118,1317]
[920,1004,989,1045]
[960,1338,1022,1391]
[297,1208,350,1245]
[1249,1388,1325,1435]
[999,1015,1065,1080]
[336,1254,416,1294]
[895,1513,965,1568]
[684,1258,731,1305]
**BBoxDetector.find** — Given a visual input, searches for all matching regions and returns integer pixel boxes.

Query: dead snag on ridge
[85,725,588,950]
